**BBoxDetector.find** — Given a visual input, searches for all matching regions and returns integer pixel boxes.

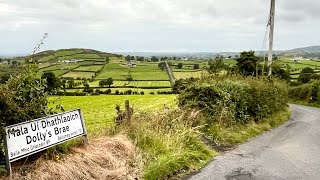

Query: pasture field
[96,63,129,80]
[50,95,177,136]
[54,49,84,57]
[74,65,103,72]
[73,53,101,59]
[76,80,171,87]
[173,71,205,79]
[65,88,172,94]
[62,71,96,79]
[130,64,169,80]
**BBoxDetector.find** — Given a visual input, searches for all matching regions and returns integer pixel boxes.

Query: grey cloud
[0,0,319,54]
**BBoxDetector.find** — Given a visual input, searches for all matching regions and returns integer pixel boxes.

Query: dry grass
[7,135,141,180]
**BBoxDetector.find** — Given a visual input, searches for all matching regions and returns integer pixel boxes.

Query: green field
[50,95,177,136]
[173,71,205,79]
[76,80,171,87]
[65,88,172,94]
[96,63,129,80]
[74,65,103,72]
[62,71,96,79]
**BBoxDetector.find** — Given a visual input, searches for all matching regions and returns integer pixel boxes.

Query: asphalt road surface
[188,104,320,180]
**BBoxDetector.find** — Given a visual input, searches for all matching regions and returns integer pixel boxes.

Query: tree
[158,62,166,71]
[301,67,314,74]
[208,56,225,74]
[12,61,17,65]
[193,64,200,70]
[236,51,259,76]
[125,55,131,62]
[67,80,74,88]
[176,63,183,69]
[272,66,290,81]
[106,78,113,87]
[83,83,93,92]
[41,72,57,92]
[151,56,159,62]
[298,73,312,83]
[272,54,278,60]
[99,80,106,87]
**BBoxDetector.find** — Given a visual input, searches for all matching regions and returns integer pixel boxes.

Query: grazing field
[50,95,177,136]
[65,88,172,94]
[76,80,171,87]
[62,71,96,79]
[74,65,103,72]
[173,71,205,79]
[96,63,129,80]
[130,64,170,80]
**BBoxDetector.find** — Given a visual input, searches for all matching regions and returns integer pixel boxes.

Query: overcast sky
[0,0,319,54]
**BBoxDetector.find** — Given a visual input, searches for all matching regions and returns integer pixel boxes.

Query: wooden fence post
[125,100,131,122]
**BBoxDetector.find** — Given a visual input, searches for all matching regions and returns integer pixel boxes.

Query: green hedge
[178,76,288,125]
[289,80,320,102]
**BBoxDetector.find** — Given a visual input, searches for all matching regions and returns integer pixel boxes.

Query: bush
[289,80,320,102]
[150,92,155,95]
[0,64,53,164]
[178,76,288,125]
[140,91,145,95]
[115,90,120,95]
[105,89,112,94]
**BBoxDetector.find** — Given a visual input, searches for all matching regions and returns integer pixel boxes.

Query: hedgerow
[178,75,288,125]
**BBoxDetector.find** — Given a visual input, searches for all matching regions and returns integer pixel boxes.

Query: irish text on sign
[5,109,86,162]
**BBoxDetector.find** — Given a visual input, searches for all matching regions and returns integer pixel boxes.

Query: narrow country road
[188,104,320,180]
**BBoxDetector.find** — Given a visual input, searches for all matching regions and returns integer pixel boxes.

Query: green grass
[96,63,129,80]
[62,71,96,79]
[173,71,206,79]
[40,55,55,62]
[74,65,103,72]
[117,109,216,180]
[65,88,172,94]
[130,64,170,80]
[50,95,177,137]
[76,80,171,88]
[73,54,101,59]
[54,50,84,57]
[204,108,291,145]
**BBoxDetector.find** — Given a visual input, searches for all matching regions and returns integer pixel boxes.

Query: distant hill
[280,46,320,57]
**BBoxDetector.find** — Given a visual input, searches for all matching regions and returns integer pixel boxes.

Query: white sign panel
[5,109,86,162]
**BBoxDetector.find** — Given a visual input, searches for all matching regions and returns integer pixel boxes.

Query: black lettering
[26,136,32,144]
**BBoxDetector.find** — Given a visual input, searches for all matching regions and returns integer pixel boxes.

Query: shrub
[115,90,120,95]
[178,76,288,125]
[150,92,155,95]
[126,77,133,81]
[140,91,145,95]
[105,89,112,94]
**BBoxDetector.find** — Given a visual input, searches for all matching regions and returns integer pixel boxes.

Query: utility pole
[268,0,276,76]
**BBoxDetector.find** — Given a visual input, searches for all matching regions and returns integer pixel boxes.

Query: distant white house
[293,57,303,63]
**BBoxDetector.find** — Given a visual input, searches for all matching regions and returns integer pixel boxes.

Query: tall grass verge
[116,109,216,180]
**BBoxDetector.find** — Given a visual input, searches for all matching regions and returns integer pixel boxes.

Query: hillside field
[50,95,177,136]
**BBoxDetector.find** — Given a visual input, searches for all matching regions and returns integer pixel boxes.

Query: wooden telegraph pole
[268,0,276,76]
